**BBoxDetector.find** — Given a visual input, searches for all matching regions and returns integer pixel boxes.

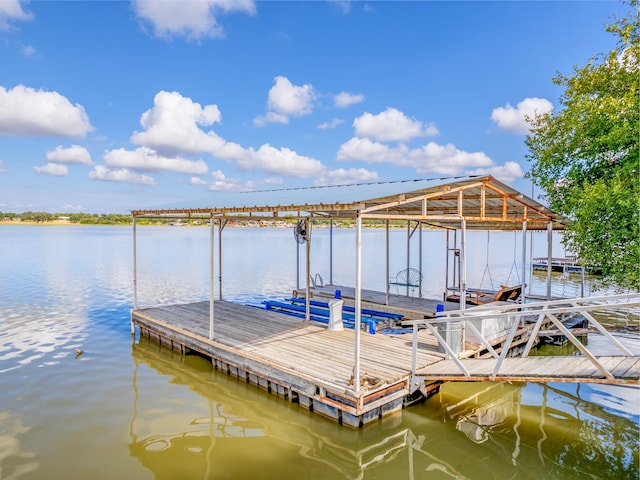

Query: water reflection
[130,338,638,480]
[130,338,416,479]
[0,411,38,480]
[415,381,639,479]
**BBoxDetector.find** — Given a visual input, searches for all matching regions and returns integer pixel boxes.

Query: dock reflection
[129,337,638,480]
[415,381,639,479]
[129,337,421,480]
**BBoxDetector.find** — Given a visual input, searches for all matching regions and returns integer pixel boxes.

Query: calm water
[0,225,638,480]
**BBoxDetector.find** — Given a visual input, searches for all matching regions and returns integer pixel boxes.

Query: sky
[0,0,628,214]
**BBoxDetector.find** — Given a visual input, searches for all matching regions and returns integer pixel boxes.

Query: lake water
[0,225,638,479]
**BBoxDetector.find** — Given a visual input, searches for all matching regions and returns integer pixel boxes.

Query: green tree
[526,1,639,290]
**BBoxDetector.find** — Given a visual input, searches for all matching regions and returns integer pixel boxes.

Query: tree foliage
[526,1,639,290]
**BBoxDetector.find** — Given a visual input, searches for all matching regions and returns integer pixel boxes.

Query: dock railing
[403,293,640,391]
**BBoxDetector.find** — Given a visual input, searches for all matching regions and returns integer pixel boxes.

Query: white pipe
[418,222,423,298]
[218,219,223,301]
[354,212,362,393]
[305,217,311,322]
[521,220,528,304]
[209,215,215,340]
[385,220,390,305]
[296,235,300,291]
[547,222,553,300]
[460,218,467,312]
[329,218,333,285]
[406,220,410,296]
[132,216,137,335]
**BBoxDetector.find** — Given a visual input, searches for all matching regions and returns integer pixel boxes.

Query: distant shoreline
[0,220,406,229]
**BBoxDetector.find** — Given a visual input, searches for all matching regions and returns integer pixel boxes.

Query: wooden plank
[415,355,640,384]
[134,299,640,419]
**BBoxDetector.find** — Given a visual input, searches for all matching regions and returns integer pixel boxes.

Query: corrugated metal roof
[144,176,479,212]
[131,175,568,230]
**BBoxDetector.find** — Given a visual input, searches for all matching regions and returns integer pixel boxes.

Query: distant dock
[532,256,600,275]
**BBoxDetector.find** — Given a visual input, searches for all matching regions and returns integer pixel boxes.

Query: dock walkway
[417,356,640,384]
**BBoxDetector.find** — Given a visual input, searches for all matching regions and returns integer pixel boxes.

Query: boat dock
[132,292,639,427]
[130,177,639,428]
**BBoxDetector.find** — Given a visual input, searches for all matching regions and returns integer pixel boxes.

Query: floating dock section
[132,300,448,428]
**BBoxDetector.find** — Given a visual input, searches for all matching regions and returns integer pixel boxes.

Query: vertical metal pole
[460,219,467,311]
[218,219,223,301]
[444,229,450,298]
[546,222,553,300]
[458,190,466,312]
[418,221,423,298]
[354,212,362,393]
[329,218,333,285]
[454,229,458,289]
[209,215,215,340]
[296,237,300,291]
[406,220,411,296]
[385,219,390,305]
[132,216,137,335]
[305,217,311,322]
[521,220,527,304]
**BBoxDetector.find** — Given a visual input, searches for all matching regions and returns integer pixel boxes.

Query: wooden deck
[132,300,446,427]
[416,356,640,384]
[132,294,639,427]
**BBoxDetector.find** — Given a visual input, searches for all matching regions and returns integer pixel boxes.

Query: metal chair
[389,268,423,297]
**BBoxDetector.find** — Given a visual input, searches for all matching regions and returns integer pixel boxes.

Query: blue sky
[0,0,627,214]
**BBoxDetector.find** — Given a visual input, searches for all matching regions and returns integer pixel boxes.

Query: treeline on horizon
[0,211,411,228]
[1,211,134,224]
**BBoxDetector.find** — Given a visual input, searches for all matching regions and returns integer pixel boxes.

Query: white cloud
[131,90,227,156]
[318,118,344,130]
[353,107,438,142]
[88,165,155,185]
[0,0,32,31]
[205,170,283,192]
[334,91,364,108]
[337,137,499,176]
[469,161,524,184]
[491,97,553,134]
[104,147,208,175]
[21,44,36,57]
[63,204,85,212]
[189,176,208,186]
[236,144,324,178]
[46,145,92,165]
[253,111,289,127]
[34,163,68,176]
[123,90,325,180]
[313,167,380,186]
[255,76,315,125]
[0,85,93,137]
[133,0,256,41]
[331,1,352,14]
[409,142,494,175]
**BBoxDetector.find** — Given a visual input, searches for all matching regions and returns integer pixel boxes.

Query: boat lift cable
[478,230,495,291]
[506,230,521,286]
